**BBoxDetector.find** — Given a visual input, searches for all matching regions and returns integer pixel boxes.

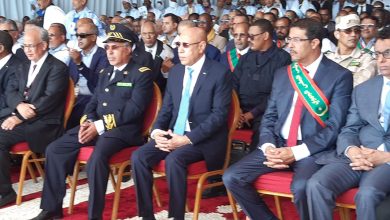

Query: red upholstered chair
[67,82,162,220]
[232,129,253,145]
[336,188,358,220]
[152,91,240,220]
[228,171,359,220]
[10,78,75,205]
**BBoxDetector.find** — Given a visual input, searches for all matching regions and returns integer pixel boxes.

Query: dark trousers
[377,194,390,220]
[131,140,204,220]
[0,123,26,195]
[40,126,129,219]
[223,149,321,220]
[307,162,390,220]
[66,95,92,130]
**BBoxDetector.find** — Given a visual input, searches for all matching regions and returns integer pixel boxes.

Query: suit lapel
[368,76,385,132]
[189,59,210,113]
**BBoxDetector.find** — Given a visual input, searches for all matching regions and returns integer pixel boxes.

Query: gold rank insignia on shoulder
[139,67,151,73]
[80,115,88,125]
[103,114,117,130]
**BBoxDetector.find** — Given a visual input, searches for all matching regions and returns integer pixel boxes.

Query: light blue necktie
[173,67,194,135]
[383,82,390,131]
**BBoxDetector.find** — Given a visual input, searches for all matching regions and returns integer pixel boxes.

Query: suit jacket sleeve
[336,88,364,155]
[0,66,17,118]
[74,48,109,92]
[152,71,175,131]
[186,68,232,145]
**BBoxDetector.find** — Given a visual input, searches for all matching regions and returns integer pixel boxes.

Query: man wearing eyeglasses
[32,23,153,220]
[224,18,353,220]
[231,19,291,153]
[0,19,26,61]
[326,14,376,87]
[66,22,109,129]
[0,25,68,208]
[132,27,231,220]
[198,13,227,53]
[307,26,390,220]
[359,16,378,54]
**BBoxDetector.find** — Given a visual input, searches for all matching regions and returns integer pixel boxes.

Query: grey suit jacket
[337,75,388,155]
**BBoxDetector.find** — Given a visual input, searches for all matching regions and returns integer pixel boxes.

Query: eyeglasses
[286,37,312,44]
[275,26,289,30]
[141,32,156,36]
[48,33,60,38]
[339,28,361,34]
[0,29,17,33]
[22,42,42,50]
[373,49,390,59]
[248,32,265,40]
[175,41,201,48]
[361,24,376,30]
[197,20,207,25]
[76,33,95,39]
[104,44,129,50]
[233,33,248,39]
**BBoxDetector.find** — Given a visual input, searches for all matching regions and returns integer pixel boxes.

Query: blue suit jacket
[260,56,353,156]
[337,76,389,155]
[152,58,232,170]
[68,47,109,93]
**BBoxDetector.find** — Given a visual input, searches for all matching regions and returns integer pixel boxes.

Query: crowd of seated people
[0,0,390,219]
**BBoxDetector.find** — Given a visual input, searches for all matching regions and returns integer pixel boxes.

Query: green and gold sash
[287,62,329,127]
[227,48,240,72]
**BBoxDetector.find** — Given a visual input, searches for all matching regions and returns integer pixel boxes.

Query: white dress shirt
[27,52,49,87]
[261,54,324,161]
[0,54,12,70]
[145,42,158,59]
[150,55,206,138]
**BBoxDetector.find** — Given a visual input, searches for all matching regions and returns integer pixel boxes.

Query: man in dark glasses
[32,23,153,220]
[66,22,109,129]
[224,18,353,220]
[132,27,231,220]
[326,14,376,87]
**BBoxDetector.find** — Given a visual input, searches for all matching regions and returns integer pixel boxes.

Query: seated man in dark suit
[0,31,20,121]
[139,21,174,92]
[232,19,291,151]
[0,26,68,207]
[307,27,390,220]
[223,18,353,220]
[131,27,232,220]
[67,22,109,129]
[31,24,153,220]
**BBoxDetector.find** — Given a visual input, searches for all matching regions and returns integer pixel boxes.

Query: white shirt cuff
[259,143,276,154]
[161,71,169,78]
[94,120,105,135]
[291,143,310,161]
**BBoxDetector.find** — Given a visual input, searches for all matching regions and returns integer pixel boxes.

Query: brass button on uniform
[102,102,107,106]
[105,88,109,92]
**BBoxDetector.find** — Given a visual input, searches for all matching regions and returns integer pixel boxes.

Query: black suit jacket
[354,4,373,14]
[68,47,109,93]
[83,61,153,146]
[260,56,353,156]
[0,55,21,119]
[136,40,168,91]
[152,58,232,170]
[7,54,69,153]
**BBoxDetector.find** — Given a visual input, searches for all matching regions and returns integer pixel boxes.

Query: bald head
[178,27,207,66]
[141,21,157,47]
